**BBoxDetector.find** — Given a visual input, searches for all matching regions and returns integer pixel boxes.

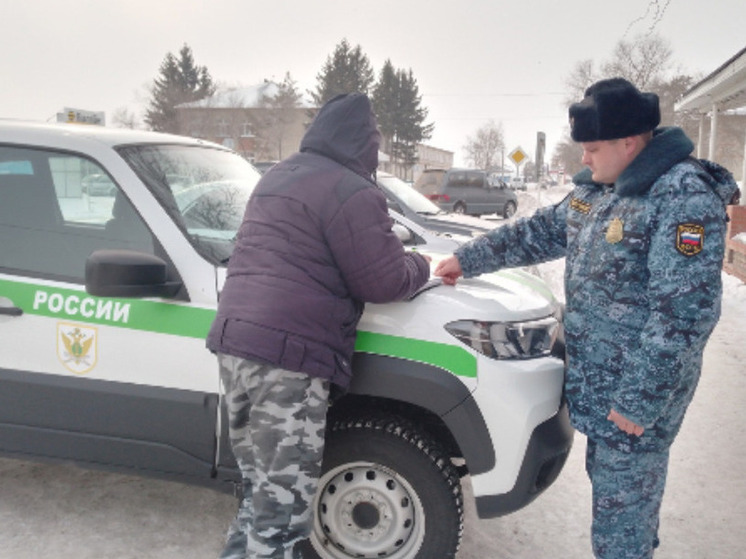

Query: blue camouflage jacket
[455,127,738,451]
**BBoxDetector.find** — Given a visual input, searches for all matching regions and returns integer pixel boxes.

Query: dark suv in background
[414,168,518,218]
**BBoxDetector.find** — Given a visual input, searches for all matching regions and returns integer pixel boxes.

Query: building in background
[675,44,746,185]
[174,82,316,163]
[175,85,454,182]
[405,144,454,183]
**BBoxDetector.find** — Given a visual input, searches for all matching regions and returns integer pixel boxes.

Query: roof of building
[675,45,746,113]
[176,82,316,110]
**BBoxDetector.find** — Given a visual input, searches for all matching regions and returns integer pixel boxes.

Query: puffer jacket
[207,93,430,388]
[455,127,738,451]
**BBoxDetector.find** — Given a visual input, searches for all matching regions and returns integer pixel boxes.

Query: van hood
[358,252,559,345]
[216,246,560,337]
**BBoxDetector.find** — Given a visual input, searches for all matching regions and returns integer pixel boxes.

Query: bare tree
[554,33,684,175]
[111,107,139,129]
[463,120,505,170]
[601,34,673,89]
[564,59,597,107]
[551,139,584,177]
[255,73,305,161]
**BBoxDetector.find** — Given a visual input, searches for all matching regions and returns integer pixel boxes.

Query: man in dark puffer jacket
[207,93,430,559]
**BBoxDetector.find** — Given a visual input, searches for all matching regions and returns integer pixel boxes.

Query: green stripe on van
[0,278,477,377]
[0,278,214,338]
[355,331,476,378]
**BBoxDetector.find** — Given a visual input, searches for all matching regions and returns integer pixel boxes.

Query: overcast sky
[1,0,744,166]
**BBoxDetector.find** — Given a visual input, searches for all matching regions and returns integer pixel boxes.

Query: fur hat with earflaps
[569,78,660,142]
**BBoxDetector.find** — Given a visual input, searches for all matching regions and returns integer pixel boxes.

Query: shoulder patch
[676,223,705,256]
[570,197,592,214]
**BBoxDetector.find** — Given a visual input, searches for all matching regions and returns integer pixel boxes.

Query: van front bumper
[474,402,574,518]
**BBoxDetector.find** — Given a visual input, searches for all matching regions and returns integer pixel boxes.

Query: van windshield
[117,144,260,264]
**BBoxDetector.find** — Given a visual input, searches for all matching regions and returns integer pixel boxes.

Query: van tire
[503,201,517,219]
[307,414,464,559]
[453,202,466,214]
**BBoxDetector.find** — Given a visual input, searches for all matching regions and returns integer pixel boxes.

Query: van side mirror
[85,250,182,298]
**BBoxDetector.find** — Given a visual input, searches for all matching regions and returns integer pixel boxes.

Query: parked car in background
[510,176,528,191]
[252,160,278,174]
[414,167,518,218]
[377,172,494,238]
[81,173,116,196]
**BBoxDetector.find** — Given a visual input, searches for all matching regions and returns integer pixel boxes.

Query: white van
[0,121,572,559]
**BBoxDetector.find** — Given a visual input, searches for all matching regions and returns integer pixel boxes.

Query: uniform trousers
[585,438,670,559]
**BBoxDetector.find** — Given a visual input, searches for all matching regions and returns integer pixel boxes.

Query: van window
[466,171,485,188]
[446,171,468,188]
[0,146,154,281]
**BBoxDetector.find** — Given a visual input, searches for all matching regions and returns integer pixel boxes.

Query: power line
[623,0,672,38]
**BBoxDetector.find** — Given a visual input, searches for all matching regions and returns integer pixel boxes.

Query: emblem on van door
[57,323,98,374]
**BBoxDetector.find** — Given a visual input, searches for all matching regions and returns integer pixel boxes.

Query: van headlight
[445,316,560,360]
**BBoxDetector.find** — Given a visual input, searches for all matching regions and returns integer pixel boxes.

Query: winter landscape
[0,185,744,558]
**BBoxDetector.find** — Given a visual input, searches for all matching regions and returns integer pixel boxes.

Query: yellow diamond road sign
[509,147,528,166]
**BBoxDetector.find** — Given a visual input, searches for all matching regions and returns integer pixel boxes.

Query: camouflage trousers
[217,353,330,559]
[586,438,670,559]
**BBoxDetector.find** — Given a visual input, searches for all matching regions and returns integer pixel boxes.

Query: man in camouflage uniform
[207,93,430,558]
[435,78,738,558]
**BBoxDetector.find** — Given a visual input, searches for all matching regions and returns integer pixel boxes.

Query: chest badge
[605,217,624,244]
[570,197,592,214]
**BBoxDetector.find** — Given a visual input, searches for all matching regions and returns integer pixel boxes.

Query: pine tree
[371,60,399,156]
[311,39,375,105]
[144,44,215,133]
[394,69,433,174]
[371,63,433,178]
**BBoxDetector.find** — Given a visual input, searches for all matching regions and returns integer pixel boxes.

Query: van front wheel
[307,414,464,559]
[453,202,466,214]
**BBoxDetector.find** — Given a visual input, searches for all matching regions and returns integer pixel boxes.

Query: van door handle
[0,306,23,316]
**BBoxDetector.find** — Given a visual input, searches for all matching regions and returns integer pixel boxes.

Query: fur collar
[572,127,694,196]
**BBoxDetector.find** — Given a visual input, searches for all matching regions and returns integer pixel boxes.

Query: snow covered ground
[0,184,744,558]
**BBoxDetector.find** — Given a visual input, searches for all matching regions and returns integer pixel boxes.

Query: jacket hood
[300,93,381,180]
[694,158,740,205]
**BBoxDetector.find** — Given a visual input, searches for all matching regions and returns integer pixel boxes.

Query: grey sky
[1,0,744,166]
